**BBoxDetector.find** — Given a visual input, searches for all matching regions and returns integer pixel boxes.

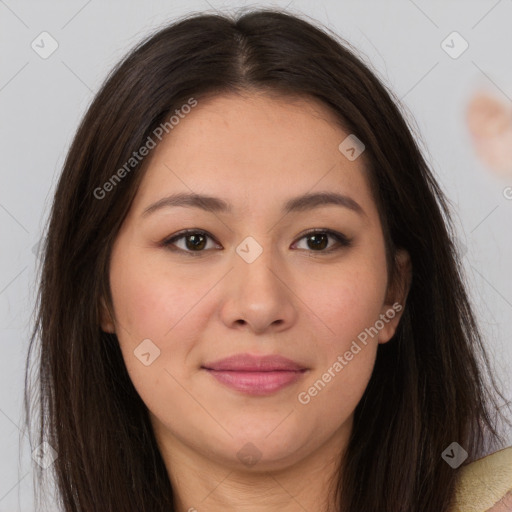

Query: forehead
[131,92,377,219]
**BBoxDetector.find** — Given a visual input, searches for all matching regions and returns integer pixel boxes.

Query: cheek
[110,268,172,339]
[108,251,207,417]
[108,244,208,391]
[296,254,387,423]
[297,277,382,433]
[309,259,388,346]
[297,342,377,442]
[109,241,198,340]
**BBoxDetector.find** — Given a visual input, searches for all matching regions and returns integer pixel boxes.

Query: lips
[202,353,307,372]
[202,353,308,396]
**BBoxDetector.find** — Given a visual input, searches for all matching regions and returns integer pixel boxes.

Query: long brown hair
[24,8,510,512]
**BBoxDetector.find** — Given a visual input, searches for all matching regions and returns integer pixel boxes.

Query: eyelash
[161,228,352,257]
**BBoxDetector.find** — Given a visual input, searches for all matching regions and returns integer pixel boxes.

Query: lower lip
[204,369,307,395]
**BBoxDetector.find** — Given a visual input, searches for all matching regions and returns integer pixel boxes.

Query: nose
[218,239,298,335]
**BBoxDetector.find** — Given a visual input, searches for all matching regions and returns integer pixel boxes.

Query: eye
[293,229,352,253]
[162,229,219,255]
[161,228,352,256]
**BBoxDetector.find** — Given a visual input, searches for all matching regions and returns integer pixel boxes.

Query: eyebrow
[141,191,366,217]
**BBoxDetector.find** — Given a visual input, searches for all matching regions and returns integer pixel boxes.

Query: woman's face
[102,92,409,474]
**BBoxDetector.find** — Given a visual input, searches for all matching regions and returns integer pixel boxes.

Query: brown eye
[182,233,207,251]
[163,230,218,255]
[294,229,352,253]
[305,233,329,250]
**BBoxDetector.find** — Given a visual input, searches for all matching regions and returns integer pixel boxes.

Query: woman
[24,8,512,512]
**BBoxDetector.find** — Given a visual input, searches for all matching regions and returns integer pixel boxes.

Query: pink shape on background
[466,91,512,178]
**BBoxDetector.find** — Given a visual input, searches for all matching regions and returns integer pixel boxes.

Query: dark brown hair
[24,8,510,512]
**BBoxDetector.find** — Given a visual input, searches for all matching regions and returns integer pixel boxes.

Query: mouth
[202,368,308,395]
[201,353,309,396]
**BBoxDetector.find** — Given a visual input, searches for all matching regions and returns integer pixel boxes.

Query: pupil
[186,234,206,250]
[308,234,327,250]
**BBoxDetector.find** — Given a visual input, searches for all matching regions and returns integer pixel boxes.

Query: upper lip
[202,353,307,372]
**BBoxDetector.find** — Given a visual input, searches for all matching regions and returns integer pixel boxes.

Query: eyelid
[162,228,352,255]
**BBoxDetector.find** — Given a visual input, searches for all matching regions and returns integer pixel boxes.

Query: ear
[99,296,116,333]
[378,249,412,344]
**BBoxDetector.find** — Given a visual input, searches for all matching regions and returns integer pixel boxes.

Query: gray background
[1,0,512,510]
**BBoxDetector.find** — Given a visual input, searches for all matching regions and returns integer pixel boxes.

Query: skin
[100,92,411,512]
[487,492,512,512]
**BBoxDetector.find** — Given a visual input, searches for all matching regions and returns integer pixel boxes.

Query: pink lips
[202,353,308,396]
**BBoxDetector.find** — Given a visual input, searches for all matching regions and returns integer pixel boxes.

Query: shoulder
[451,446,512,512]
